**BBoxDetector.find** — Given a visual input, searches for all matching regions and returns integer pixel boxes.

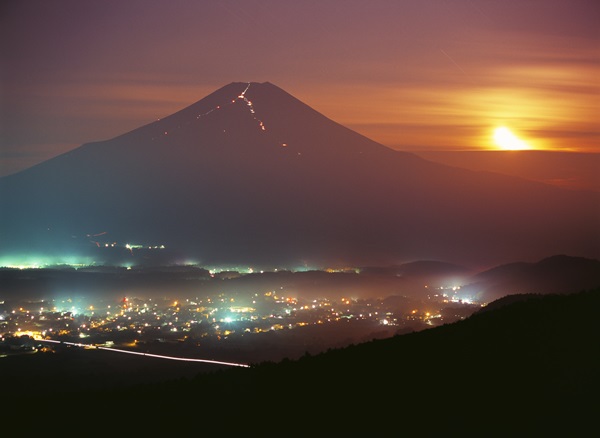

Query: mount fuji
[1,82,598,269]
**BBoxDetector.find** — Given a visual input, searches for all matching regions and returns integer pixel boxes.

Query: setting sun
[493,127,531,151]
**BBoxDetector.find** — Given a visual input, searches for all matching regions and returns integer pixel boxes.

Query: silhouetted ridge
[175,288,600,430]
[472,292,541,313]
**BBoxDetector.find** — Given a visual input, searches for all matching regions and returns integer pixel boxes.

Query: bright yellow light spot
[493,127,531,150]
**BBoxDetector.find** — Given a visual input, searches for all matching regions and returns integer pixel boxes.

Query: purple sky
[1,0,599,176]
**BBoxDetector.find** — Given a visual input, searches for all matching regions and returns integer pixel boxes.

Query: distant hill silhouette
[1,254,597,304]
[361,260,473,277]
[1,82,598,270]
[461,254,600,302]
[9,287,598,433]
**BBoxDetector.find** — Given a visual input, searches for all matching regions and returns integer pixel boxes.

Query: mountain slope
[1,82,598,269]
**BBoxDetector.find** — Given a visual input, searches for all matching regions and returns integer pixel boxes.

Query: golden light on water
[493,127,532,150]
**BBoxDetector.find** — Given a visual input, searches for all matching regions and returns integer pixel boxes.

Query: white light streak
[39,339,250,367]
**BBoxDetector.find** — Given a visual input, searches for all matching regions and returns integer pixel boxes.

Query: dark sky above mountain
[1,0,599,176]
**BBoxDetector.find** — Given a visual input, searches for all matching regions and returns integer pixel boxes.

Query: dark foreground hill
[10,287,599,433]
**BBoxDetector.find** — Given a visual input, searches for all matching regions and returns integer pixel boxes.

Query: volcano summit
[1,82,598,269]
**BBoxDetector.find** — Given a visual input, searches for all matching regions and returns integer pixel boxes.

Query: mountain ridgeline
[1,82,598,269]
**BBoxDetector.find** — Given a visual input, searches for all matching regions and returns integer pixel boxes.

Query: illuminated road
[39,339,250,368]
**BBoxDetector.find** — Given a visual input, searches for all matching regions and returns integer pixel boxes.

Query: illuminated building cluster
[0,287,483,358]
